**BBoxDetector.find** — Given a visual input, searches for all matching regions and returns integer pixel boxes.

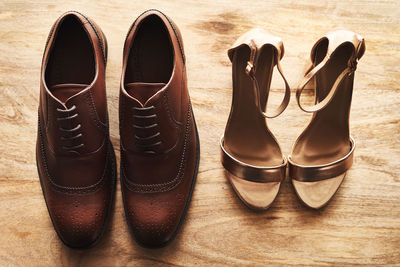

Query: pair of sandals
[220,28,365,209]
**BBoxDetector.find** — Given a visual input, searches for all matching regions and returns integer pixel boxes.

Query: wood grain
[0,0,399,266]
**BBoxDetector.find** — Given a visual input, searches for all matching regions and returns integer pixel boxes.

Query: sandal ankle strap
[296,32,365,113]
[245,40,291,119]
[228,28,291,119]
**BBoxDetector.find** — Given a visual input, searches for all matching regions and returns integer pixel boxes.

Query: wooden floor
[0,0,399,266]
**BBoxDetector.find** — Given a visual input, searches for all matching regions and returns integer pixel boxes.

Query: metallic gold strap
[296,41,364,113]
[245,41,291,119]
[288,136,355,182]
[220,136,286,183]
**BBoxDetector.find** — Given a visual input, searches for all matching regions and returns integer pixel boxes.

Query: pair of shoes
[36,10,199,249]
[220,28,365,210]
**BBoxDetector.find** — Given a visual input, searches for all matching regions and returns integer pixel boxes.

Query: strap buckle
[245,61,255,79]
[348,57,358,75]
[348,40,364,75]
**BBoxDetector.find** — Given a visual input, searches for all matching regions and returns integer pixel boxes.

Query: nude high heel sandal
[220,28,291,210]
[288,30,365,209]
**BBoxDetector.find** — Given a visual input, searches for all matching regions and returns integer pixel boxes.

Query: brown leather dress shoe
[119,10,200,248]
[36,11,116,249]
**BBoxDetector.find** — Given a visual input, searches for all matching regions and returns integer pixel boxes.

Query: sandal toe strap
[220,136,286,183]
[288,137,355,182]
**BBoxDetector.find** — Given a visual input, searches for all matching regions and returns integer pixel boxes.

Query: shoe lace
[132,105,162,154]
[56,105,84,151]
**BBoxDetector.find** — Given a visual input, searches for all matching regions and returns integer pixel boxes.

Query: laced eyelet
[56,105,83,152]
[132,105,161,151]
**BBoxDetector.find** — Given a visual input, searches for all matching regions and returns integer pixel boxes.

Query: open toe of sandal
[228,171,282,210]
[292,173,345,209]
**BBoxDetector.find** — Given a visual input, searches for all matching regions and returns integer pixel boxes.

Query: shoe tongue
[49,83,89,103]
[125,82,166,104]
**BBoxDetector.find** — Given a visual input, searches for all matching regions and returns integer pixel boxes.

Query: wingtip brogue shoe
[119,9,200,248]
[36,11,116,249]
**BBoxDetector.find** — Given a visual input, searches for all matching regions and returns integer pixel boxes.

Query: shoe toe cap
[125,198,183,247]
[50,201,106,248]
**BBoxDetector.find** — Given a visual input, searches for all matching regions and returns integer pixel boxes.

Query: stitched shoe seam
[124,9,185,63]
[161,66,185,127]
[43,11,107,68]
[86,88,108,131]
[122,105,192,193]
[38,115,111,194]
